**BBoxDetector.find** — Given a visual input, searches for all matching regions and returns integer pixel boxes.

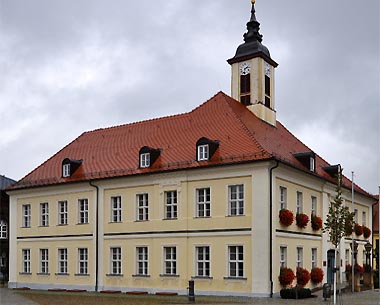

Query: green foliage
[323,168,355,247]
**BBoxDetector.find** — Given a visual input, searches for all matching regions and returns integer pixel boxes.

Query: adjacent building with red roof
[7,1,375,297]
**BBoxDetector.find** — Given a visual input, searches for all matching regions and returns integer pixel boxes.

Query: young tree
[323,168,355,305]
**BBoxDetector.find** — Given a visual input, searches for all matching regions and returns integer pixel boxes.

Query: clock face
[240,62,251,75]
[265,63,271,77]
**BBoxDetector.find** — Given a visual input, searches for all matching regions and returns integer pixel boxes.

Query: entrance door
[327,249,335,284]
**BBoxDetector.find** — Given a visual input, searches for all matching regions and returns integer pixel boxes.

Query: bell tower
[227,0,278,126]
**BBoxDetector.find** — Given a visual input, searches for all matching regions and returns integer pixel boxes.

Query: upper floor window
[78,199,89,224]
[58,201,68,225]
[0,221,7,239]
[280,246,287,269]
[296,192,303,214]
[311,196,317,216]
[196,188,211,218]
[296,247,303,268]
[228,185,244,216]
[62,164,70,177]
[354,209,358,223]
[196,138,219,162]
[22,204,31,228]
[111,196,122,223]
[140,153,150,168]
[279,187,287,210]
[139,146,160,168]
[362,211,366,226]
[310,156,315,172]
[197,145,209,161]
[62,158,82,178]
[40,202,49,227]
[311,248,317,269]
[165,191,178,219]
[136,193,149,221]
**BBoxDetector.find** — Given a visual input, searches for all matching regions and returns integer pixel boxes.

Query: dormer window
[310,156,315,172]
[62,158,82,178]
[323,164,341,178]
[139,146,160,169]
[140,153,150,168]
[292,151,316,172]
[196,138,219,162]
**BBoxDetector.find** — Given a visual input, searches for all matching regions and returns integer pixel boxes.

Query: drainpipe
[269,160,279,298]
[89,181,99,292]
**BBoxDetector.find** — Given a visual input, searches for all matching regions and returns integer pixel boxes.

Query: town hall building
[7,0,375,297]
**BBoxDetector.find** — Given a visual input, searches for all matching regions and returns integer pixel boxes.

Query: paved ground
[0,288,379,305]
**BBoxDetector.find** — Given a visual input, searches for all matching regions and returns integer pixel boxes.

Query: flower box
[310,215,322,231]
[279,267,295,287]
[363,225,371,239]
[296,267,310,287]
[296,213,309,229]
[279,209,294,227]
[354,224,363,236]
[310,267,324,284]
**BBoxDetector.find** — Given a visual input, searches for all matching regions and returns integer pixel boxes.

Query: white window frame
[195,246,210,277]
[280,246,287,269]
[111,196,122,223]
[354,208,358,223]
[110,247,122,275]
[279,187,287,210]
[62,163,70,177]
[311,248,317,269]
[78,248,88,275]
[40,202,49,227]
[22,204,31,228]
[40,248,49,274]
[196,188,211,218]
[311,196,317,216]
[136,246,148,276]
[0,220,7,239]
[58,200,68,225]
[140,153,150,168]
[163,246,177,276]
[78,199,89,224]
[197,144,209,161]
[22,249,31,273]
[296,191,303,214]
[58,248,68,274]
[362,211,366,226]
[296,247,303,268]
[228,184,244,216]
[228,245,244,278]
[165,191,178,219]
[136,193,149,221]
[310,156,315,172]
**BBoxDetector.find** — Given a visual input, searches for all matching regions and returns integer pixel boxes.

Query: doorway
[327,249,335,284]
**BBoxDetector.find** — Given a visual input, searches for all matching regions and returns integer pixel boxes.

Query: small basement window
[196,138,219,162]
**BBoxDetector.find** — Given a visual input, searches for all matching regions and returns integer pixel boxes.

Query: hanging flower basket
[296,267,311,287]
[279,209,294,227]
[354,224,363,236]
[310,267,324,284]
[296,213,309,229]
[311,215,322,231]
[354,264,365,274]
[363,225,371,239]
[279,267,295,287]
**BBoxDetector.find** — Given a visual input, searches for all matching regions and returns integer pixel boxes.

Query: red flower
[363,226,371,239]
[279,267,295,287]
[296,267,311,287]
[354,264,364,274]
[310,267,324,284]
[311,215,322,231]
[296,213,309,229]
[354,224,363,236]
[279,209,294,227]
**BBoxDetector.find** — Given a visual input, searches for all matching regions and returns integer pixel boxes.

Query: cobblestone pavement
[0,288,379,305]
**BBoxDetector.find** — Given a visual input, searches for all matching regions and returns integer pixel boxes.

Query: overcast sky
[0,0,379,194]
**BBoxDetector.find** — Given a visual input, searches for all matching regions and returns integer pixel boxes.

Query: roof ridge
[220,94,272,159]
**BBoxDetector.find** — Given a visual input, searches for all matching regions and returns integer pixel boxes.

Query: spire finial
[244,0,262,43]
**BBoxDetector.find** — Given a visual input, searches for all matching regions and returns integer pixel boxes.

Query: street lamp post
[364,242,372,267]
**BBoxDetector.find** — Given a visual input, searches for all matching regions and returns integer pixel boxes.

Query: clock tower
[228,0,278,127]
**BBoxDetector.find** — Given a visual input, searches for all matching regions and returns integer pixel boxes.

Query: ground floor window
[228,245,244,278]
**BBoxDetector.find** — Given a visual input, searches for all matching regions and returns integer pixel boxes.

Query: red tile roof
[9,92,371,197]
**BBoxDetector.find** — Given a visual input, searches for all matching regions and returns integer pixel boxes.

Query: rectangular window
[363,250,366,266]
[163,247,177,275]
[40,202,49,226]
[136,247,148,276]
[311,248,317,269]
[362,211,366,226]
[62,163,70,177]
[240,74,251,94]
[196,246,210,277]
[78,199,89,224]
[197,144,209,161]
[111,196,122,223]
[140,153,150,168]
[165,191,178,219]
[22,249,31,273]
[58,248,68,274]
[280,246,287,269]
[279,187,287,210]
[22,204,31,228]
[228,185,244,216]
[78,248,88,274]
[228,245,244,278]
[310,156,315,172]
[110,247,122,275]
[296,191,303,214]
[196,188,211,217]
[58,201,68,225]
[0,221,7,239]
[264,75,271,108]
[296,247,303,268]
[311,196,317,216]
[40,249,49,274]
[345,249,350,266]
[136,193,149,221]
[354,209,358,223]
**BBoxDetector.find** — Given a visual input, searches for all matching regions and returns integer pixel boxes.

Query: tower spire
[244,0,263,44]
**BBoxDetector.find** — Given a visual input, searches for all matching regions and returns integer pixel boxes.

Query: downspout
[89,181,99,292]
[269,160,279,298]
